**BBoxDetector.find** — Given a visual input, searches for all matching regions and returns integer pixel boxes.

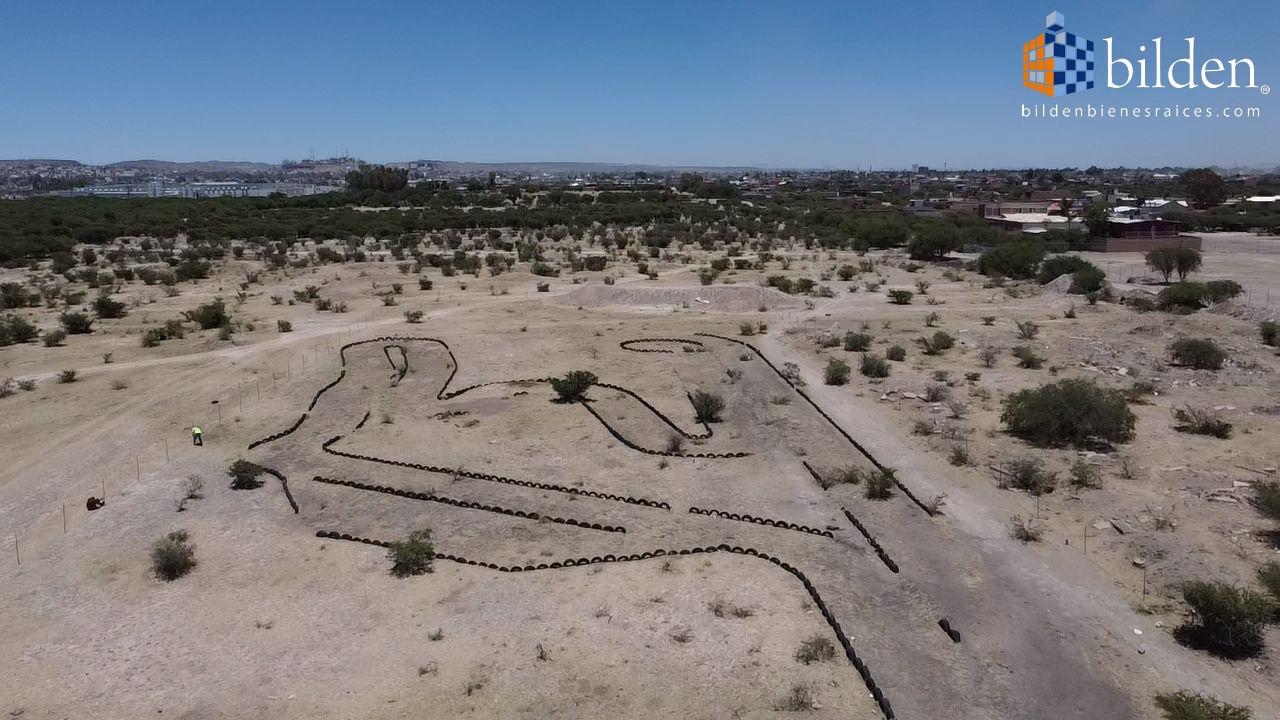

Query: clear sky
[1,0,1276,168]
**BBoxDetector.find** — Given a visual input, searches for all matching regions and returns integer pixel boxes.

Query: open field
[1,236,1278,719]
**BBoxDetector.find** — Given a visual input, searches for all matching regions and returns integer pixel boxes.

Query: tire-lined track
[696,332,936,516]
[317,530,898,719]
[321,435,673,510]
[311,475,626,533]
[233,333,974,720]
[248,335,730,453]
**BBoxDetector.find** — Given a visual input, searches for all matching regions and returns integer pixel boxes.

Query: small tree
[1001,378,1135,447]
[824,358,851,386]
[1172,248,1203,281]
[550,370,597,403]
[228,459,263,490]
[1176,581,1273,658]
[690,390,725,423]
[387,529,435,577]
[1145,247,1179,284]
[151,529,197,581]
[887,289,913,305]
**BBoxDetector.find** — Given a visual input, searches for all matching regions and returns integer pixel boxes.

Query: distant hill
[398,160,771,175]
[103,159,276,173]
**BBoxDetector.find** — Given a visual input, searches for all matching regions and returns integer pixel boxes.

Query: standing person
[192,425,203,447]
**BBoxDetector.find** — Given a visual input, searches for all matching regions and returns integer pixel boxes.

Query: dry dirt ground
[1,240,1278,719]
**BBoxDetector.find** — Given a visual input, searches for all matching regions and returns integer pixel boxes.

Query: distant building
[1088,218,1195,252]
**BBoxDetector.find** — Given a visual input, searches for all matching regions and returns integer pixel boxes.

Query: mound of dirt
[557,284,805,313]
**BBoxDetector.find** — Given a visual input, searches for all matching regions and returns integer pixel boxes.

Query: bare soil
[2,240,1277,719]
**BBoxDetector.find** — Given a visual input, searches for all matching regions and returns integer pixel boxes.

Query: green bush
[1001,378,1135,447]
[140,328,163,347]
[57,369,77,383]
[42,328,67,347]
[92,294,127,319]
[277,319,293,333]
[1072,267,1107,294]
[1176,581,1273,658]
[151,530,197,581]
[794,635,836,664]
[1154,691,1251,720]
[1255,481,1280,523]
[865,467,896,500]
[843,332,872,351]
[59,311,94,334]
[185,300,230,330]
[1156,281,1241,312]
[1169,338,1226,370]
[824,358,851,386]
[885,344,906,361]
[1004,457,1056,495]
[916,331,955,355]
[978,241,1046,279]
[886,289,913,305]
[550,370,597,403]
[387,529,435,577]
[1037,255,1096,285]
[1257,562,1280,606]
[228,459,263,490]
[690,390,726,423]
[1011,345,1044,369]
[1203,280,1243,304]
[1261,321,1279,347]
[0,314,40,345]
[860,353,890,378]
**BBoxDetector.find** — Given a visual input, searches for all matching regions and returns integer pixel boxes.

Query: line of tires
[595,378,712,440]
[695,332,934,516]
[578,400,749,459]
[618,338,706,354]
[937,618,962,644]
[840,508,899,574]
[253,464,299,514]
[354,411,371,430]
[319,435,672,510]
[251,336,456,452]
[687,506,834,538]
[247,413,309,451]
[311,475,625,533]
[307,370,347,412]
[441,377,549,400]
[314,531,896,720]
[382,344,409,383]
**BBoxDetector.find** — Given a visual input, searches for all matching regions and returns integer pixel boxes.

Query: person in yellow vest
[192,426,203,447]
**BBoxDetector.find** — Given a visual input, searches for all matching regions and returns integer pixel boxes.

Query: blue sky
[1,0,1276,168]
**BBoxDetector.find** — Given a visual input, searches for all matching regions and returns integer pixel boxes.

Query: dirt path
[755,331,1276,716]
